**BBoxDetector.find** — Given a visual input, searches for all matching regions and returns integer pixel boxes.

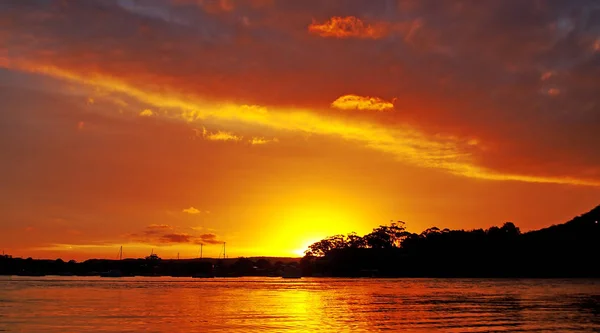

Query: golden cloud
[308,16,389,39]
[139,109,154,116]
[249,137,279,145]
[204,130,242,142]
[4,61,600,187]
[182,207,200,214]
[331,94,394,111]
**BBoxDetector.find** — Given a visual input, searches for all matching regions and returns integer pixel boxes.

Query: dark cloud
[145,224,173,235]
[160,232,222,244]
[132,225,222,244]
[195,233,222,245]
[160,233,192,243]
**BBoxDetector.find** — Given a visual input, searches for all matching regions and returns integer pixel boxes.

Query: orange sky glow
[1,0,599,260]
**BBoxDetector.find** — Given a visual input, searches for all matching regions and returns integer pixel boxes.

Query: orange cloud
[249,137,278,145]
[182,207,200,214]
[139,109,154,116]
[144,224,174,235]
[147,224,172,230]
[540,71,554,81]
[204,129,242,142]
[331,94,394,111]
[308,16,389,39]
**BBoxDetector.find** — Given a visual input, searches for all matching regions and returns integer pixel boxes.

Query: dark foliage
[300,206,600,277]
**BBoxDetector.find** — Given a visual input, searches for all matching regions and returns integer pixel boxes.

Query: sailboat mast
[223,242,226,259]
[119,246,123,260]
[200,244,203,259]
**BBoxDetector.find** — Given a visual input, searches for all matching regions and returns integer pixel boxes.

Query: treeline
[300,205,600,277]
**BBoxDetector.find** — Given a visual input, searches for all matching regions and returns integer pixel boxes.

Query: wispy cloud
[203,128,242,142]
[144,224,173,235]
[182,207,200,214]
[147,224,172,230]
[249,137,279,145]
[331,94,394,111]
[308,16,389,39]
[6,61,599,186]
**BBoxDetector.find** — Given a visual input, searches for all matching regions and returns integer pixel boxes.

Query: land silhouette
[301,205,600,277]
[1,205,599,278]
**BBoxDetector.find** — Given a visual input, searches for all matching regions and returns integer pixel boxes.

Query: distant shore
[0,256,302,278]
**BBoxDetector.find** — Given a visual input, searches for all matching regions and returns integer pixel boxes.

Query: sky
[1,0,600,260]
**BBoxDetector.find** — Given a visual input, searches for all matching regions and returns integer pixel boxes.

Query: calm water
[0,277,599,332]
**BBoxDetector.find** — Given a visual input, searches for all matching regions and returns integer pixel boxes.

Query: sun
[291,239,319,257]
[292,247,307,257]
[265,192,367,258]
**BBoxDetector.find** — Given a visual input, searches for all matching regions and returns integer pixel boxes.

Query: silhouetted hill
[517,205,600,277]
[300,205,600,278]
[524,205,600,241]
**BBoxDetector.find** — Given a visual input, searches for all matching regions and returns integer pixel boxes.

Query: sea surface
[0,277,599,332]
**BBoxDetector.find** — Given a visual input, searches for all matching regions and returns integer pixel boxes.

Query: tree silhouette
[365,221,408,248]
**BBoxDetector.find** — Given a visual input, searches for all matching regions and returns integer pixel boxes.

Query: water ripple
[0,277,598,332]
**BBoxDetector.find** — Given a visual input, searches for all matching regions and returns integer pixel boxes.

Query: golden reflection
[2,277,598,332]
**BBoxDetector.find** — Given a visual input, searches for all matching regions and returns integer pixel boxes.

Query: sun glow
[292,239,321,257]
[266,197,367,257]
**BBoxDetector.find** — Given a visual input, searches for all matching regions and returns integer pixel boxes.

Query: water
[0,277,598,332]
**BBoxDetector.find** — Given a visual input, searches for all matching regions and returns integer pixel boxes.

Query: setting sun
[0,0,598,262]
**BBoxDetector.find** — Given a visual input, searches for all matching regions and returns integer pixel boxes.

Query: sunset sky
[1,0,599,260]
